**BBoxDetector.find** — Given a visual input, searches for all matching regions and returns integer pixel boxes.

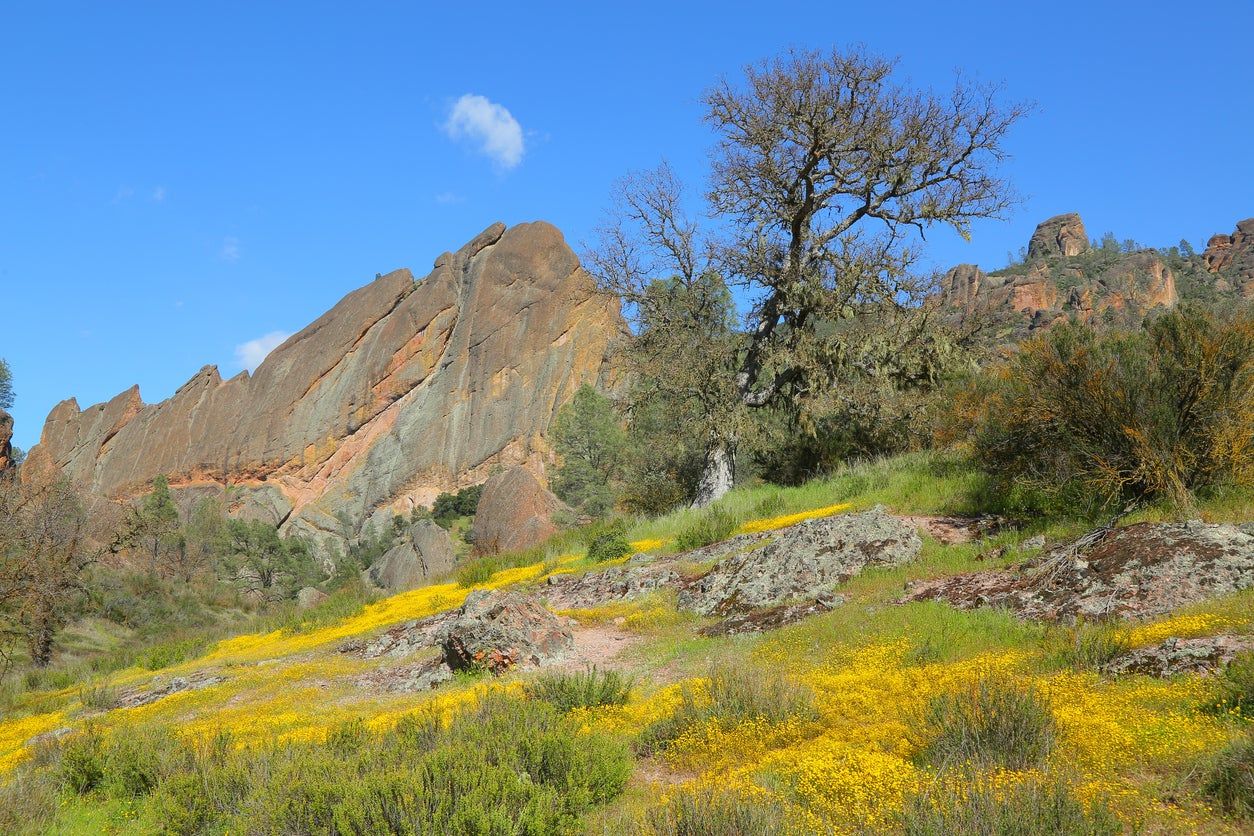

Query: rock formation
[1026,212,1089,259]
[901,520,1254,621]
[366,519,455,591]
[442,590,573,674]
[679,507,922,615]
[934,212,1244,339]
[0,409,13,473]
[470,466,570,555]
[24,222,623,549]
[1203,217,1254,298]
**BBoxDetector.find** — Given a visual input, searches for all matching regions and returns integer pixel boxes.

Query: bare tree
[589,47,1027,504]
[0,471,92,670]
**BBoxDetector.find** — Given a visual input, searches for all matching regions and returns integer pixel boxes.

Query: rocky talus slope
[23,222,624,547]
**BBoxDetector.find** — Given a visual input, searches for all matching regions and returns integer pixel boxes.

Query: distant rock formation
[937,212,1250,340]
[367,519,456,591]
[1203,217,1254,298]
[0,409,13,473]
[25,222,624,550]
[1026,212,1089,259]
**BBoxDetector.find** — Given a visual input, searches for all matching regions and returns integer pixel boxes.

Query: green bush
[640,665,814,754]
[1207,652,1254,718]
[140,636,208,671]
[674,505,738,551]
[456,556,502,588]
[969,305,1254,515]
[586,526,634,563]
[139,694,631,834]
[58,727,106,794]
[1200,735,1254,819]
[0,767,59,836]
[432,484,484,528]
[526,667,634,712]
[645,785,787,835]
[902,774,1123,835]
[77,679,118,711]
[916,676,1055,770]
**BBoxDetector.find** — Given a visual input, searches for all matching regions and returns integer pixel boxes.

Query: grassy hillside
[1,451,1251,833]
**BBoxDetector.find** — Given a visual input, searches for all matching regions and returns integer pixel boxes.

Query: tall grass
[644,786,787,835]
[915,676,1055,770]
[902,774,1123,835]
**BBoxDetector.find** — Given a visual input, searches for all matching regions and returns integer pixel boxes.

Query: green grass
[1200,734,1254,819]
[525,667,635,712]
[902,773,1123,835]
[646,785,788,835]
[914,675,1056,771]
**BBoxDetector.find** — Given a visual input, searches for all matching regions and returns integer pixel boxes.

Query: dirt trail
[557,624,643,672]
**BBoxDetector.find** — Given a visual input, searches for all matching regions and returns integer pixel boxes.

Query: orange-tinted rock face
[1203,218,1254,299]
[470,466,570,555]
[26,222,624,547]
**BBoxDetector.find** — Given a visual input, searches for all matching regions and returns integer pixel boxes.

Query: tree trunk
[692,438,735,507]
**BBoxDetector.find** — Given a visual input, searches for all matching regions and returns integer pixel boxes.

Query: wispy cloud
[434,191,464,204]
[443,94,524,171]
[112,186,135,204]
[234,330,292,372]
[151,185,166,202]
[220,236,241,262]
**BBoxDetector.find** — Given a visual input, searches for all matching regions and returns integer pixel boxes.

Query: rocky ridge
[23,222,624,549]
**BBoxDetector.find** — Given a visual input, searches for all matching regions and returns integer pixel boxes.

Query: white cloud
[434,191,464,204]
[234,330,292,372]
[220,236,241,262]
[443,94,524,170]
[152,185,166,202]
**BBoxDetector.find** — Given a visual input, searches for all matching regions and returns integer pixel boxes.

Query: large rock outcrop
[24,222,623,549]
[1027,212,1089,259]
[470,466,570,555]
[902,521,1254,621]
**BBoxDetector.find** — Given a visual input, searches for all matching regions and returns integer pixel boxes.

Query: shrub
[0,767,59,836]
[432,484,484,528]
[1050,619,1130,672]
[456,556,502,587]
[526,667,634,712]
[586,526,634,564]
[640,665,814,753]
[969,305,1254,515]
[646,785,787,835]
[78,679,118,710]
[915,676,1055,770]
[140,636,208,670]
[1207,652,1254,718]
[902,774,1123,835]
[1200,735,1254,818]
[58,727,106,794]
[674,505,738,551]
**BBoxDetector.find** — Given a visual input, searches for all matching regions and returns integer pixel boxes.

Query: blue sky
[3,1,1252,450]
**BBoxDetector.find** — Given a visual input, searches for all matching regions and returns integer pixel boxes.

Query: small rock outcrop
[902,521,1254,621]
[1027,213,1090,259]
[296,586,328,609]
[679,507,922,615]
[0,409,13,473]
[470,467,569,555]
[441,589,573,674]
[1102,635,1254,678]
[367,519,456,591]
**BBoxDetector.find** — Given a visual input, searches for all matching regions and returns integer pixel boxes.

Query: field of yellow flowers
[0,457,1250,833]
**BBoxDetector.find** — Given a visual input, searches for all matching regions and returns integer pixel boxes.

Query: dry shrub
[968,304,1253,515]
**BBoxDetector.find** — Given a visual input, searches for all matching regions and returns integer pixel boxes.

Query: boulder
[1027,212,1089,259]
[23,221,626,552]
[296,586,328,609]
[440,589,573,674]
[902,521,1254,621]
[1102,635,1254,678]
[367,519,455,591]
[679,506,922,615]
[470,467,569,555]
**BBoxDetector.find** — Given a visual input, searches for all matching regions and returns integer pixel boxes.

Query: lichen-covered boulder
[440,589,572,674]
[902,521,1254,621]
[679,506,922,615]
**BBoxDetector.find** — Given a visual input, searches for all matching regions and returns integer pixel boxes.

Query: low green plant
[915,675,1055,770]
[526,667,634,712]
[1207,652,1254,718]
[456,556,502,587]
[639,665,814,753]
[58,727,106,794]
[1200,735,1254,818]
[902,773,1123,835]
[1050,619,1130,672]
[674,505,738,551]
[586,526,634,564]
[77,680,118,711]
[645,785,787,835]
[140,636,208,671]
